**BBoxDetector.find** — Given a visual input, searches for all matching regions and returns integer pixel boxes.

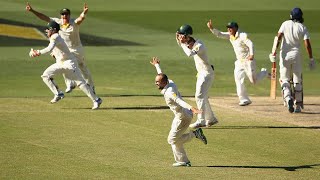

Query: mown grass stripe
[0,24,46,40]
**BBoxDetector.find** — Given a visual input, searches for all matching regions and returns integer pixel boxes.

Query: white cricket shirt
[161,80,193,118]
[211,29,254,60]
[39,33,75,64]
[50,17,82,50]
[180,40,214,74]
[278,20,310,52]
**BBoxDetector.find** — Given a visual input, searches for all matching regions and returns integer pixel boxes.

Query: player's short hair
[157,73,168,83]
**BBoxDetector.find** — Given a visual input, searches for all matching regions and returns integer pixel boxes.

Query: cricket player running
[207,20,268,106]
[176,24,218,129]
[150,57,207,167]
[26,2,96,94]
[269,7,315,113]
[29,21,102,110]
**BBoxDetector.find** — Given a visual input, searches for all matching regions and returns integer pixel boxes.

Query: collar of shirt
[60,23,70,29]
[161,80,174,95]
[230,29,240,41]
[161,83,169,95]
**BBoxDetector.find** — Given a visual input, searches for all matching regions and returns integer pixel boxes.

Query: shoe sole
[50,96,64,103]
[239,102,252,106]
[205,121,218,127]
[172,163,191,167]
[189,123,206,129]
[196,128,207,145]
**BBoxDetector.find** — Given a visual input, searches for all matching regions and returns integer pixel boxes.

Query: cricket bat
[270,62,277,99]
[270,36,278,99]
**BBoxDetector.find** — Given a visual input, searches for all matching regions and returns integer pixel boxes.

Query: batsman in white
[207,20,268,106]
[26,2,96,94]
[175,24,218,129]
[269,7,315,113]
[29,21,102,110]
[150,57,207,167]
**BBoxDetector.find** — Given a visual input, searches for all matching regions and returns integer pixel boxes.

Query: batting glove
[309,58,315,70]
[29,48,40,58]
[269,53,276,63]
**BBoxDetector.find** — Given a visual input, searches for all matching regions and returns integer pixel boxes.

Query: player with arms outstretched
[207,20,268,106]
[150,57,207,167]
[26,2,95,94]
[176,24,218,129]
[29,21,102,109]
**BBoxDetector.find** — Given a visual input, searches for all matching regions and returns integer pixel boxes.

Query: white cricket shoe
[172,162,191,167]
[239,100,252,106]
[189,121,206,129]
[65,84,76,93]
[92,98,102,110]
[50,92,64,103]
[206,117,219,127]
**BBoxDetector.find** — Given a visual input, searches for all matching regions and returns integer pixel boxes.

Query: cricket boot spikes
[193,128,207,145]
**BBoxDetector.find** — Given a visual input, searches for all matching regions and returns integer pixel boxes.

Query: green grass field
[0,0,320,179]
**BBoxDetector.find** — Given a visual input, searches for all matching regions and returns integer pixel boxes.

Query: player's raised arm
[207,19,229,39]
[25,2,50,22]
[150,57,163,74]
[75,3,88,25]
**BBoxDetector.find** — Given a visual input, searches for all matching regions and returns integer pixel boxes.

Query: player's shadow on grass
[64,106,169,110]
[205,126,320,129]
[106,106,169,110]
[0,18,142,46]
[193,163,320,171]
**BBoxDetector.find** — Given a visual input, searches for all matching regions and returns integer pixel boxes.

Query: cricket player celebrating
[269,7,315,113]
[26,2,96,94]
[176,24,218,129]
[29,21,102,110]
[150,57,207,167]
[207,20,268,106]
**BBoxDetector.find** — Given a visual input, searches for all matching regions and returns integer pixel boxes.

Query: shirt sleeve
[167,91,192,110]
[181,44,197,57]
[39,34,57,54]
[211,29,230,39]
[71,18,80,26]
[154,63,162,74]
[50,17,61,24]
[303,27,310,40]
[278,22,285,34]
[241,33,254,55]
[174,96,192,110]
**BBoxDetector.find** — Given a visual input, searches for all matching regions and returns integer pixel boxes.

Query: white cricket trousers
[195,72,215,123]
[64,47,95,88]
[234,59,265,103]
[41,60,97,101]
[167,110,195,163]
[279,50,302,103]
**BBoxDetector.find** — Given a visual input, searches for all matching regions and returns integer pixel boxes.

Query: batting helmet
[290,7,304,23]
[47,21,60,31]
[177,24,193,36]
